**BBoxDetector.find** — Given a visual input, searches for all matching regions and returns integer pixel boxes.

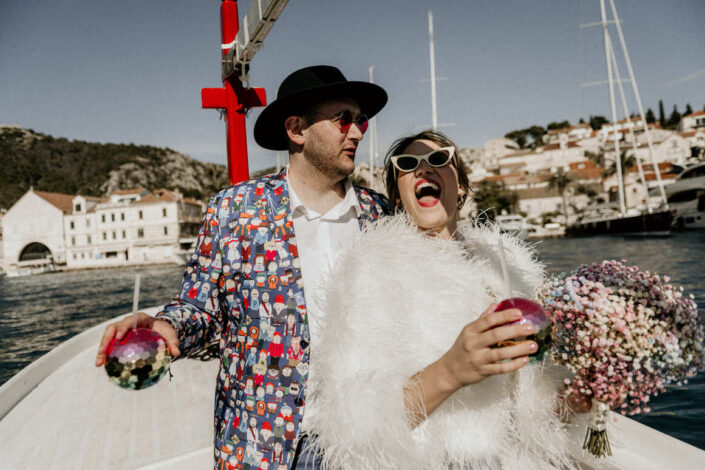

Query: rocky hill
[0,125,234,209]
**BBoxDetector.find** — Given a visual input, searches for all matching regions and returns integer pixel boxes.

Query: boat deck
[1,310,703,469]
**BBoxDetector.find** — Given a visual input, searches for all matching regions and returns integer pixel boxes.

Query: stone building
[2,188,204,273]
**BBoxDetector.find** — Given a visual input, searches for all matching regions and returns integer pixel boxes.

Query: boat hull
[566,210,673,237]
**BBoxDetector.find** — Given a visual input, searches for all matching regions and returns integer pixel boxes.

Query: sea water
[0,231,703,449]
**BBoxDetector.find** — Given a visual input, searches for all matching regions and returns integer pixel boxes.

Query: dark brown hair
[383,129,470,212]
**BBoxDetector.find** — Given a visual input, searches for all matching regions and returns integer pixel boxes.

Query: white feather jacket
[308,215,575,470]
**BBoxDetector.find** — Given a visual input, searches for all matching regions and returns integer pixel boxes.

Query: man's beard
[303,129,353,181]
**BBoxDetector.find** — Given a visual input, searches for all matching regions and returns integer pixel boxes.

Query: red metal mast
[201,0,266,185]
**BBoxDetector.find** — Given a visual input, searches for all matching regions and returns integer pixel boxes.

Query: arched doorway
[19,242,53,262]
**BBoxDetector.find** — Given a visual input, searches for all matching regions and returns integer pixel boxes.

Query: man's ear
[285,116,306,147]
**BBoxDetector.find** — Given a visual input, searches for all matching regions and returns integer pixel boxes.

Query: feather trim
[310,215,575,469]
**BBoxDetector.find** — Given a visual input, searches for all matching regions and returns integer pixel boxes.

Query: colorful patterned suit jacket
[156,168,391,470]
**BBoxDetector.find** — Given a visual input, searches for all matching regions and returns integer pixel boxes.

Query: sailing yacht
[566,0,673,236]
[656,162,705,229]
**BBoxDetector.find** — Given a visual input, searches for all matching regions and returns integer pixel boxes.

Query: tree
[584,150,605,167]
[526,125,546,148]
[504,129,527,149]
[472,180,519,221]
[645,108,655,123]
[589,115,609,130]
[547,169,574,224]
[658,100,665,127]
[604,152,636,178]
[685,103,693,116]
[547,120,571,131]
[579,118,586,124]
[668,105,681,128]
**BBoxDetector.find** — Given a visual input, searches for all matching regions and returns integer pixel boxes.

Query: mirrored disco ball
[104,328,171,390]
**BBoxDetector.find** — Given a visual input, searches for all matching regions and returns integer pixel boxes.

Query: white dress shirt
[286,167,362,430]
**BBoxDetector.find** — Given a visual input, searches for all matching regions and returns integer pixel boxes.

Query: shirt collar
[286,165,362,220]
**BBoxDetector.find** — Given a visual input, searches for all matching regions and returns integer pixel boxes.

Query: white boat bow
[1,310,703,469]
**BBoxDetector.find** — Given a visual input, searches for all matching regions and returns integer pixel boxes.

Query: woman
[308,130,580,470]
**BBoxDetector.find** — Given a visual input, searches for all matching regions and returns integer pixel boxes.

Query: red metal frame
[201,0,266,185]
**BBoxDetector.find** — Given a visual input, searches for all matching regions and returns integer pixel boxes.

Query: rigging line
[607,34,651,210]
[150,382,162,460]
[167,366,189,450]
[128,393,138,467]
[75,364,109,470]
[98,384,121,470]
[608,0,668,206]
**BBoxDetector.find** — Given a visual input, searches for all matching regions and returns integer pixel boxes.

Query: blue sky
[1,0,703,173]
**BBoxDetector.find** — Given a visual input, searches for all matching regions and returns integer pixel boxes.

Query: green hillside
[0,125,231,209]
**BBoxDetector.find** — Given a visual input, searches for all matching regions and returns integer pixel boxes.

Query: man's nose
[347,121,363,141]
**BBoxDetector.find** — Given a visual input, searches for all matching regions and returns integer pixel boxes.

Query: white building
[498,141,588,175]
[2,190,72,273]
[2,188,204,272]
[679,111,705,132]
[483,138,519,170]
[64,188,203,268]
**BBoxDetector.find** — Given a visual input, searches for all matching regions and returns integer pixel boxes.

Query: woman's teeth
[415,181,440,199]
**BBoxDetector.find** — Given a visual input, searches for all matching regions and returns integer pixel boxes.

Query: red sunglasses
[310,109,369,134]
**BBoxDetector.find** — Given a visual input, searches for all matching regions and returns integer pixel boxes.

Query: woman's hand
[437,303,537,391]
[95,312,180,366]
[404,303,537,427]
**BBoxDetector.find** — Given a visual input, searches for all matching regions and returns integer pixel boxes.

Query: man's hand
[95,312,181,366]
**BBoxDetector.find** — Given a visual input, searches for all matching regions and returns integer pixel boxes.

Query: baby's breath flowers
[537,260,704,457]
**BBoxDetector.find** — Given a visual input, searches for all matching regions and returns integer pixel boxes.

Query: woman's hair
[383,129,470,212]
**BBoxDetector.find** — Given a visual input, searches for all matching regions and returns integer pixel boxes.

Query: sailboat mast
[369,65,377,190]
[608,0,668,208]
[606,37,651,211]
[601,0,626,216]
[428,11,438,131]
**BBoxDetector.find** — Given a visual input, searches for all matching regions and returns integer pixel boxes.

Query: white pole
[608,0,668,208]
[606,37,651,211]
[601,0,625,216]
[276,151,281,173]
[369,65,376,190]
[428,11,438,131]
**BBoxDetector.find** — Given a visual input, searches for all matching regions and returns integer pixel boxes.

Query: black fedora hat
[254,65,388,151]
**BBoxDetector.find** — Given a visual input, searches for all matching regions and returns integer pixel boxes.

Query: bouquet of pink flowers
[537,260,704,458]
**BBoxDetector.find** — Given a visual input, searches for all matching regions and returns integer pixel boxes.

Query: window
[121,212,125,221]
[87,235,92,244]
[86,219,90,228]
[111,213,115,222]
[162,208,167,217]
[81,253,85,259]
[70,221,75,229]
[122,230,126,239]
[138,228,144,238]
[112,231,116,240]
[74,203,82,212]
[139,210,143,220]
[71,236,76,246]
[102,232,107,241]
[73,253,77,260]
[163,226,168,235]
[101,214,106,223]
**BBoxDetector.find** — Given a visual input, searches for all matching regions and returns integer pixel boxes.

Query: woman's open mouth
[415,179,441,207]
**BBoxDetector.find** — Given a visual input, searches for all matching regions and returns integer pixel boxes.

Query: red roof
[685,110,705,118]
[539,141,581,151]
[183,198,203,207]
[33,190,75,213]
[111,188,146,196]
[133,189,180,205]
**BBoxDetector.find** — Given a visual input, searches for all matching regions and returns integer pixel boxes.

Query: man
[95,65,391,469]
